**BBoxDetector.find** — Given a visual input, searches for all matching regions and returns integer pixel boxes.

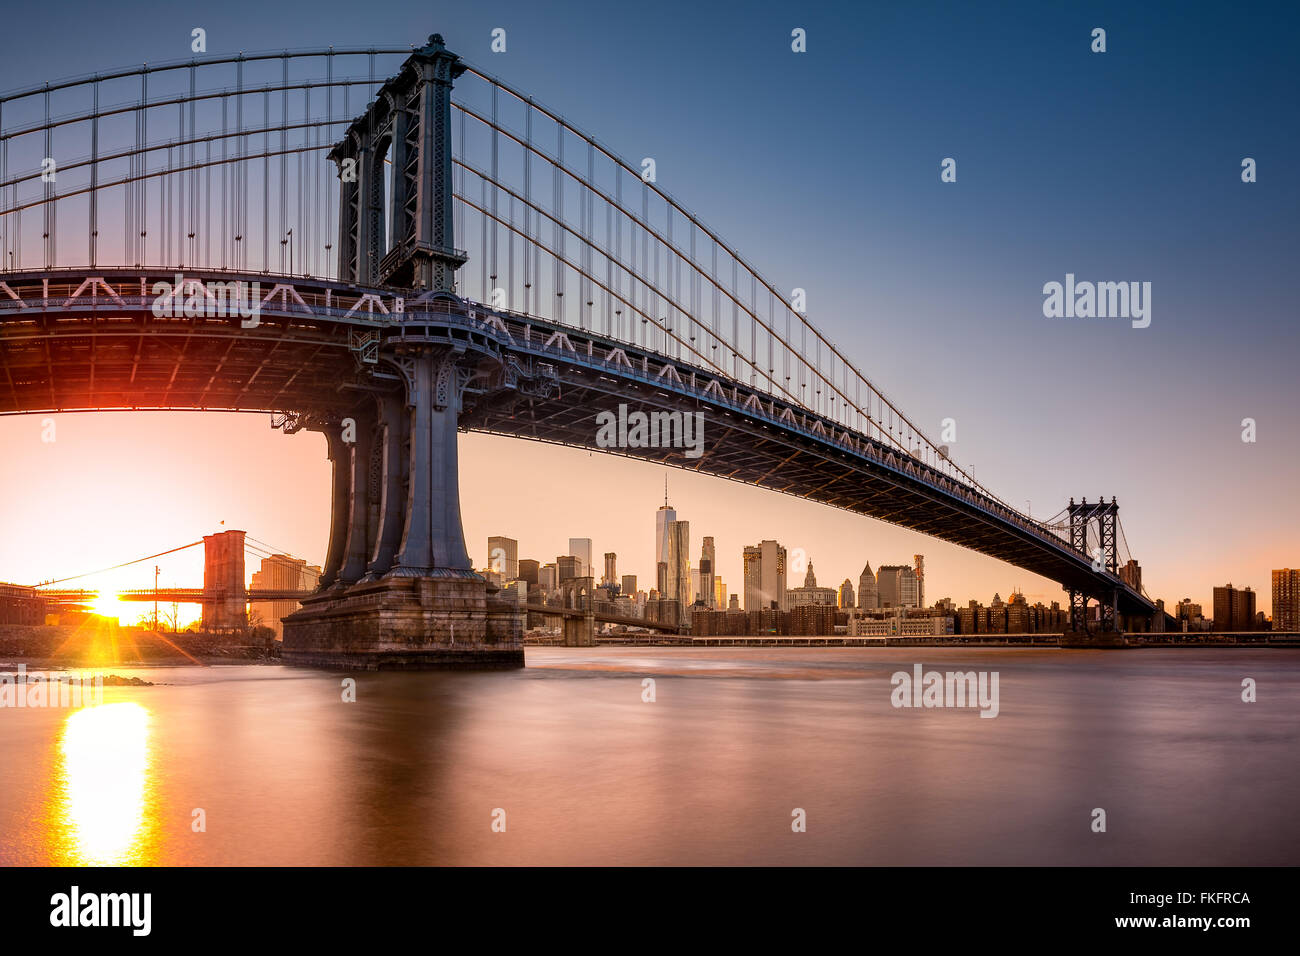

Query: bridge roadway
[0,267,1159,620]
[523,601,682,634]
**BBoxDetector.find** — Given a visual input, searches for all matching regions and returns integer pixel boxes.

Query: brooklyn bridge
[0,34,1166,667]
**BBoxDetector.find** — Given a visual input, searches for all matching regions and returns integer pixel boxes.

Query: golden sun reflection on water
[47,702,156,866]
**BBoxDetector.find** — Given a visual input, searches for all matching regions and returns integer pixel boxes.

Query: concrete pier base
[282,574,525,669]
[563,611,596,647]
[1059,630,1129,649]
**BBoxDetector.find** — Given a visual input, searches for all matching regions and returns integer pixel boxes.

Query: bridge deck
[4,269,1157,619]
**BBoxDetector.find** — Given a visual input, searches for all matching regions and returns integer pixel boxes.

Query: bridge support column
[361,392,408,581]
[1100,587,1118,633]
[1060,588,1127,648]
[282,347,524,669]
[316,424,351,590]
[337,404,378,586]
[564,612,596,647]
[389,350,472,575]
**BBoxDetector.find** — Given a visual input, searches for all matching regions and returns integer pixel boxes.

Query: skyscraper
[700,536,716,609]
[839,579,855,609]
[558,555,582,582]
[539,563,558,592]
[568,538,593,579]
[1213,584,1256,632]
[743,540,787,611]
[1273,569,1300,632]
[877,565,919,608]
[250,554,320,639]
[858,563,877,610]
[603,552,617,587]
[487,536,518,579]
[655,479,676,571]
[621,574,637,598]
[666,519,691,623]
[517,559,539,588]
[913,554,925,608]
[1119,559,1141,593]
[901,565,919,608]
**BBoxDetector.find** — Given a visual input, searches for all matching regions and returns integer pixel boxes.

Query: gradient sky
[1,0,1296,620]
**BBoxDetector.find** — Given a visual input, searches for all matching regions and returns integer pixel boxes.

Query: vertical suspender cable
[522,103,532,316]
[0,99,6,269]
[262,90,269,271]
[325,50,332,279]
[205,138,211,268]
[490,83,498,289]
[238,57,246,269]
[554,124,563,319]
[220,97,227,269]
[613,169,622,341]
[480,176,487,300]
[43,85,51,270]
[188,64,196,265]
[90,80,99,266]
[604,194,612,335]
[281,56,288,272]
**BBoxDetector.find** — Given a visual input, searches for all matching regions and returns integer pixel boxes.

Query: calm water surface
[2,647,1296,865]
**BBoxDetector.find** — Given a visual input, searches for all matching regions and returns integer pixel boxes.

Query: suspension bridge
[0,33,1166,667]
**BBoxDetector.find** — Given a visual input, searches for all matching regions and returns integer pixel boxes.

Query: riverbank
[0,623,281,667]
[529,632,1300,648]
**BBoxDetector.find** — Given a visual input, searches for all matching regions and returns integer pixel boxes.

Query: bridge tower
[201,530,248,632]
[559,577,596,646]
[329,34,468,292]
[1064,497,1122,642]
[282,34,532,669]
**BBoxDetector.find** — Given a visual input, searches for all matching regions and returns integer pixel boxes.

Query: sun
[90,591,123,624]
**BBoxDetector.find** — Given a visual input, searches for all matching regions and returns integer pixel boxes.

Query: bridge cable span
[33,540,204,587]
[1,44,1007,509]
[0,39,1158,623]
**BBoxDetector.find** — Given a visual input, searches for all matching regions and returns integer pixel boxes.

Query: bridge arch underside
[461,365,1153,620]
[1,269,1157,627]
[0,269,369,416]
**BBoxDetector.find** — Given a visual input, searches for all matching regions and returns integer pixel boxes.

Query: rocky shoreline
[0,623,282,667]
[0,670,156,686]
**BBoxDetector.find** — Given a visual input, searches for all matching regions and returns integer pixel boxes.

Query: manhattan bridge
[0,35,1167,666]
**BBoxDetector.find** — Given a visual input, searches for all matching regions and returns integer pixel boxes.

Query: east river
[1,647,1295,865]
